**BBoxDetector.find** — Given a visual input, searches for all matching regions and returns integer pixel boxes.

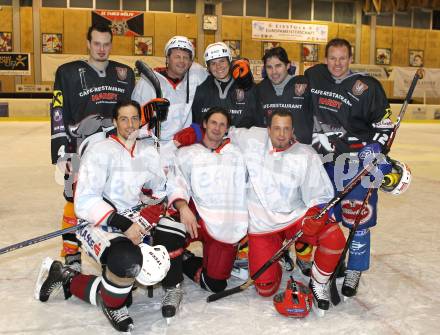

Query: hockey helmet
[380,158,412,195]
[273,278,313,318]
[164,36,194,60]
[204,42,232,65]
[136,244,170,286]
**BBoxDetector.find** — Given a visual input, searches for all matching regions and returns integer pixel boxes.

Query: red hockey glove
[141,98,170,128]
[140,204,164,226]
[173,123,204,148]
[231,59,254,90]
[301,206,328,236]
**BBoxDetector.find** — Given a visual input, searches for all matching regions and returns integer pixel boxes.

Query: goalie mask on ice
[273,278,313,318]
[136,244,170,286]
[380,158,411,195]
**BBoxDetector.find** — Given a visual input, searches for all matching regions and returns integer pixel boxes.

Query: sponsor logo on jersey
[235,88,245,103]
[318,97,342,109]
[79,85,125,97]
[352,80,368,96]
[116,67,128,81]
[52,107,65,134]
[341,200,373,225]
[52,90,63,108]
[310,88,352,107]
[294,83,307,96]
[263,103,302,109]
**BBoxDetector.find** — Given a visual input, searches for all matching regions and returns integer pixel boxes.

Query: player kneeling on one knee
[35,99,171,333]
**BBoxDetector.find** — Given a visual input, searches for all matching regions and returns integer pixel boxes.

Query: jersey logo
[235,88,245,103]
[341,200,373,226]
[116,67,128,81]
[352,80,368,96]
[294,83,307,96]
[52,90,63,108]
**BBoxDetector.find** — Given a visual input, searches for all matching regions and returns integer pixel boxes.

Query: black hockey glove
[231,59,254,90]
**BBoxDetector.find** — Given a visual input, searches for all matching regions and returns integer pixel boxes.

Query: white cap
[204,42,232,65]
[164,36,194,59]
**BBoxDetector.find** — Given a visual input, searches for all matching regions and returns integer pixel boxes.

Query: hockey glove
[142,98,170,128]
[173,123,204,148]
[301,206,328,236]
[108,212,133,232]
[231,59,254,90]
[358,143,392,175]
[140,204,164,226]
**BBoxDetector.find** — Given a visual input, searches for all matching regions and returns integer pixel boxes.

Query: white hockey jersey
[167,141,248,244]
[74,135,167,226]
[132,63,208,142]
[228,127,334,235]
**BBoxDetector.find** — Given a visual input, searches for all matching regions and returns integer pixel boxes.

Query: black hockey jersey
[191,76,263,128]
[305,63,393,155]
[50,60,135,164]
[256,75,313,144]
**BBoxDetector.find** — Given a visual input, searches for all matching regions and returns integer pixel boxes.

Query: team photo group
[33,23,412,333]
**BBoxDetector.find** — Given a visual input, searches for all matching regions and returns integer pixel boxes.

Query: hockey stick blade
[135,60,162,98]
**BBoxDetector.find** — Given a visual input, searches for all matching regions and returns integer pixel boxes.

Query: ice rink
[0,121,439,335]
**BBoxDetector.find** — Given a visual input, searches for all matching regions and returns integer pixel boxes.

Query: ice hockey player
[132,35,208,169]
[256,46,315,276]
[174,109,346,314]
[305,38,394,298]
[36,100,170,332]
[50,24,135,273]
[191,42,262,128]
[162,107,248,312]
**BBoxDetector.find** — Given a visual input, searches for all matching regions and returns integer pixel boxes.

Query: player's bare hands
[179,205,199,239]
[124,223,147,245]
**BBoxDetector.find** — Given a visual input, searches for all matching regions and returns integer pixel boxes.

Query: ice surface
[0,122,439,335]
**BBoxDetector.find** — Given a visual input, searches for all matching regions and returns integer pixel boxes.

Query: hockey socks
[70,274,102,306]
[347,228,370,271]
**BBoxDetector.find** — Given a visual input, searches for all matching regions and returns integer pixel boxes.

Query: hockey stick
[329,186,374,306]
[135,60,164,148]
[328,68,423,305]
[0,204,145,256]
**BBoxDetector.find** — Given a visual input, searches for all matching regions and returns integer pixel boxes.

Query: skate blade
[342,295,352,302]
[312,306,326,317]
[230,267,249,281]
[34,257,54,301]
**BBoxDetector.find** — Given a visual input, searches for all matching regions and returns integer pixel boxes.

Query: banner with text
[252,20,328,43]
[0,53,31,75]
[92,10,143,36]
[390,67,440,98]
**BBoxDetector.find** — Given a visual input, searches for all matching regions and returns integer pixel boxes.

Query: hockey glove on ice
[231,59,254,90]
[301,206,329,236]
[173,123,204,148]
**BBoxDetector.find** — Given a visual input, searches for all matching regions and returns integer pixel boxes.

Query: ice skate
[310,278,329,317]
[279,250,294,272]
[97,293,134,333]
[230,263,249,280]
[296,258,312,277]
[342,269,361,300]
[34,257,78,302]
[162,283,183,324]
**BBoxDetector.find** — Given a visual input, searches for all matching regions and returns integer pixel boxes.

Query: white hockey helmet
[164,36,194,59]
[136,244,170,286]
[380,159,412,195]
[204,42,232,65]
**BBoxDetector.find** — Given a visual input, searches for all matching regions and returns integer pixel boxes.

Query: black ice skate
[97,293,134,333]
[34,257,78,302]
[310,278,329,316]
[296,258,312,277]
[162,283,183,323]
[279,250,294,272]
[342,270,361,298]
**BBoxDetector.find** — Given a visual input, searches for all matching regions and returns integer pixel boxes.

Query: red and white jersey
[167,140,248,244]
[132,62,208,142]
[228,127,334,234]
[74,135,166,226]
